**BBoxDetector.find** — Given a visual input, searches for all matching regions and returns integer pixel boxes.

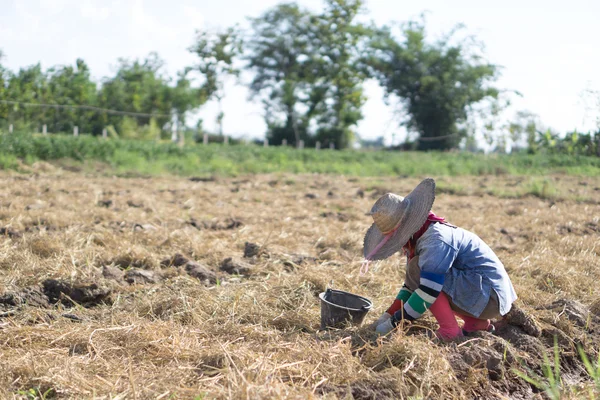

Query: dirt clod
[62,313,85,322]
[497,324,545,353]
[447,333,532,397]
[188,218,244,231]
[220,258,252,276]
[102,265,125,282]
[0,227,22,238]
[42,279,111,306]
[502,304,542,337]
[540,299,590,328]
[320,212,350,222]
[97,199,112,208]
[189,176,215,182]
[0,280,111,309]
[319,381,398,400]
[285,254,317,266]
[124,269,162,285]
[110,254,154,270]
[590,299,600,317]
[542,327,573,348]
[243,242,262,258]
[160,253,190,268]
[0,286,49,308]
[127,200,143,208]
[184,261,217,284]
[461,344,504,380]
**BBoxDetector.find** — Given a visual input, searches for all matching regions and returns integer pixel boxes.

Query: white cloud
[80,0,112,21]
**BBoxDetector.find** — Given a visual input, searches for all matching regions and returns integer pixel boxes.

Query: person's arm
[377,238,457,334]
[386,284,413,315]
[397,270,445,322]
[393,239,456,324]
[372,285,412,329]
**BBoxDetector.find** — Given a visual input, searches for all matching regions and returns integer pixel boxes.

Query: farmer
[363,178,517,340]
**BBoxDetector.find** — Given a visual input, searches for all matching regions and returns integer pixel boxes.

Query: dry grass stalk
[0,170,599,399]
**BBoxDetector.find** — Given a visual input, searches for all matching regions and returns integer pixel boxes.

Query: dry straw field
[1,164,599,399]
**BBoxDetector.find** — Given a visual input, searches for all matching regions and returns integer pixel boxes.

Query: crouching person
[362,178,517,340]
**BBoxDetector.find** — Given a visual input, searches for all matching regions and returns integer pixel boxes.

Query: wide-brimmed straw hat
[363,178,436,261]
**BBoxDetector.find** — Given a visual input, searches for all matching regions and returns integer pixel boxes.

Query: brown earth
[0,168,599,399]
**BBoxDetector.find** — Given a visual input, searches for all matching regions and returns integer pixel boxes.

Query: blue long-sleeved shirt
[399,223,517,321]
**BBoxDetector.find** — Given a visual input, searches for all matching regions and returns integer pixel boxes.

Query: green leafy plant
[15,387,55,400]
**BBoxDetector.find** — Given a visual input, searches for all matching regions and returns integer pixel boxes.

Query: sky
[1,0,599,143]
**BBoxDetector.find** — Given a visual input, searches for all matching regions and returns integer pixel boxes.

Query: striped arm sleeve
[396,284,413,302]
[394,271,445,322]
[386,284,413,315]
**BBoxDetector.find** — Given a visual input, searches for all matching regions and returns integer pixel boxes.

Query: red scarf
[403,212,446,260]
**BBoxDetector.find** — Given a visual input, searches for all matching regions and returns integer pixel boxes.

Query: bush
[1,132,600,177]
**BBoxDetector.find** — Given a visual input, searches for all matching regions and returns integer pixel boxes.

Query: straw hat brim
[363,178,436,261]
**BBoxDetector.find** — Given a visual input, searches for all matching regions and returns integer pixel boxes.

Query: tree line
[1,0,598,153]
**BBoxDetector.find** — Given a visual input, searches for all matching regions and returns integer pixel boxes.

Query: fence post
[203,134,208,145]
[102,128,107,138]
[329,142,335,150]
[298,140,304,150]
[74,126,79,137]
[316,141,320,150]
[8,124,13,133]
[224,135,229,145]
[42,124,47,135]
[263,138,268,147]
[282,139,287,147]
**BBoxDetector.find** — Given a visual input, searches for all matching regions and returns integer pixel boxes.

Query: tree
[4,63,51,130]
[97,53,173,138]
[189,27,242,137]
[0,50,11,123]
[246,0,369,149]
[245,3,315,146]
[508,110,538,153]
[366,18,500,150]
[169,69,201,140]
[311,0,368,149]
[47,59,97,133]
[0,55,98,133]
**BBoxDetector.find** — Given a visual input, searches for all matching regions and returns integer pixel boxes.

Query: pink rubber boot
[429,292,463,340]
[459,315,492,333]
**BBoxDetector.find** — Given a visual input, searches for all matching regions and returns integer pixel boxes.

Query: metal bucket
[319,288,373,329]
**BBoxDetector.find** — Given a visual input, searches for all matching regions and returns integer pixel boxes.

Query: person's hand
[375,318,395,335]
[370,312,391,330]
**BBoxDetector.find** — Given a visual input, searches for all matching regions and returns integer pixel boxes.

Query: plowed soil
[1,167,599,399]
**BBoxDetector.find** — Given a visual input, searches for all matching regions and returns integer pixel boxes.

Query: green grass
[0,153,19,170]
[513,339,600,399]
[487,177,561,200]
[513,338,563,400]
[2,132,600,177]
